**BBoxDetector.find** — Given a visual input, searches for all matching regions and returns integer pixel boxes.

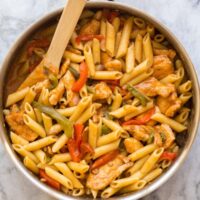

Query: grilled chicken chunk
[155,124,175,148]
[153,49,176,60]
[93,82,112,100]
[152,55,174,79]
[124,125,154,142]
[135,77,174,98]
[49,80,65,105]
[6,111,38,141]
[87,155,132,190]
[79,19,100,35]
[157,92,181,117]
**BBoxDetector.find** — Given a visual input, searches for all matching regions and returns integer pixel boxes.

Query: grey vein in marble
[0,0,200,200]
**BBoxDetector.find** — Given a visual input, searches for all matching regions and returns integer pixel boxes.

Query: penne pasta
[92,38,101,64]
[84,43,95,76]
[45,167,73,189]
[97,130,121,147]
[6,87,29,107]
[49,153,71,165]
[106,21,116,57]
[128,144,157,162]
[55,163,84,189]
[68,161,89,174]
[116,17,133,58]
[24,156,39,174]
[13,144,39,164]
[120,59,149,86]
[92,71,122,80]
[10,131,29,146]
[64,51,85,63]
[143,33,153,67]
[151,113,187,132]
[125,42,135,73]
[88,120,98,149]
[69,96,92,122]
[23,114,46,138]
[24,136,57,151]
[135,33,143,63]
[52,133,68,153]
[93,139,121,159]
[34,149,47,164]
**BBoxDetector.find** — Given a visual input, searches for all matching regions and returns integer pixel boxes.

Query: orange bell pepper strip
[90,150,119,170]
[160,152,177,161]
[39,169,61,190]
[76,34,104,45]
[122,107,155,126]
[72,62,88,92]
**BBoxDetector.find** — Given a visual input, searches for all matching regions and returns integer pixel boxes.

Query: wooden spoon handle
[44,0,86,74]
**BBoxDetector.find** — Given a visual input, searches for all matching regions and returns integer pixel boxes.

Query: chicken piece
[49,80,65,106]
[153,49,176,60]
[93,82,112,100]
[87,155,132,190]
[157,92,181,117]
[58,58,70,79]
[135,77,174,98]
[79,19,100,35]
[6,111,38,141]
[152,55,174,79]
[18,64,47,90]
[33,79,51,94]
[153,129,163,147]
[124,125,154,142]
[124,138,143,153]
[156,124,175,148]
[62,71,75,91]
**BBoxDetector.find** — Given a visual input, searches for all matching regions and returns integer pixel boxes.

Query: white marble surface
[0,0,200,199]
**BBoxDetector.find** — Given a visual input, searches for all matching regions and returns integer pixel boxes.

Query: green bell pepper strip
[33,102,73,138]
[69,66,80,79]
[127,85,150,106]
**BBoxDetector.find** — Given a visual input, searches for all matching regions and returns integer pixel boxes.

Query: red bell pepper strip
[72,62,88,92]
[122,107,155,126]
[107,11,119,23]
[76,34,104,45]
[67,138,81,162]
[102,9,119,23]
[27,39,50,57]
[39,169,61,190]
[90,150,119,170]
[104,80,120,86]
[80,142,94,155]
[74,124,84,149]
[160,152,177,161]
[68,124,94,162]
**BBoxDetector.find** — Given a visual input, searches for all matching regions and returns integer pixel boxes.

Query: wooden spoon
[18,0,86,90]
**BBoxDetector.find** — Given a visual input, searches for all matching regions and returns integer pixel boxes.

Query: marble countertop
[0,0,200,199]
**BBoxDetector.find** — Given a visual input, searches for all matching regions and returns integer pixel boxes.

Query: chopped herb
[101,124,111,135]
[160,132,166,143]
[147,132,154,144]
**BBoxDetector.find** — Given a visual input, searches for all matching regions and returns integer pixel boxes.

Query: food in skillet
[3,9,192,198]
